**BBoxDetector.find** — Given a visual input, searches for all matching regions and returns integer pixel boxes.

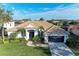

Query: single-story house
[6,21,69,43]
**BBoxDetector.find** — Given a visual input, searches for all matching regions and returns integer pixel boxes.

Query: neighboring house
[3,22,15,36]
[68,25,79,36]
[3,21,15,29]
[0,22,15,36]
[6,21,69,43]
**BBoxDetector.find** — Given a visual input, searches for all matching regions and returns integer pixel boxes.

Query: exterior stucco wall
[25,28,38,40]
[7,32,13,38]
[3,22,15,29]
[24,29,38,40]
[26,29,29,40]
[5,22,15,38]
[44,36,48,43]
[16,29,29,40]
[17,32,22,38]
[8,32,22,38]
[7,28,39,41]
[34,30,38,36]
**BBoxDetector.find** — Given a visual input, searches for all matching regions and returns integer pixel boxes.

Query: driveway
[48,42,75,56]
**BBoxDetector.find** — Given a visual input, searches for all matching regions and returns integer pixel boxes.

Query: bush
[18,38,28,45]
[18,38,27,42]
[0,39,3,44]
[9,33,17,40]
[66,34,79,48]
[33,35,40,43]
[0,38,9,44]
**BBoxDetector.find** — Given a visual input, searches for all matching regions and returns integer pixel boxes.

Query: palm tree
[0,7,13,43]
[38,26,44,43]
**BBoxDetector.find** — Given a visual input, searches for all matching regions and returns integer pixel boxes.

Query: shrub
[33,35,40,43]
[0,38,9,44]
[18,38,28,45]
[0,39,3,44]
[66,34,79,48]
[9,33,17,40]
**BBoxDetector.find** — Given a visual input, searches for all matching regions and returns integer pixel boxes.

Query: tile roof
[6,21,68,34]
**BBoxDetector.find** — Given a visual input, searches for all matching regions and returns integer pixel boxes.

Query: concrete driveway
[48,42,75,56]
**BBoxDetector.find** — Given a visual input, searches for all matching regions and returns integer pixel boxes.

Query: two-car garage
[44,26,69,43]
[44,32,69,43]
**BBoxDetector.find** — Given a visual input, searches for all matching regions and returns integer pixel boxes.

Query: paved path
[48,42,75,56]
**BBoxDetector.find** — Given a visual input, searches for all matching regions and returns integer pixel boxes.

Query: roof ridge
[44,24,54,32]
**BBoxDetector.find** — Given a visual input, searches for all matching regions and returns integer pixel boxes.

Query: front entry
[29,30,34,40]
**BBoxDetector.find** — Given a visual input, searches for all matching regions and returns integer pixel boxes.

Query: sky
[0,3,79,20]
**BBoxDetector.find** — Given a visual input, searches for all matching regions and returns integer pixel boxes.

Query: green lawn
[0,42,50,56]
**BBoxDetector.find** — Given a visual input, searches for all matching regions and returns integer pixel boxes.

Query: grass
[0,39,51,56]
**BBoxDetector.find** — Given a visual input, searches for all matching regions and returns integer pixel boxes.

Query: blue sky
[0,3,79,20]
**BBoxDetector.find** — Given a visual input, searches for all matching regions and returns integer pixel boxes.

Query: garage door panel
[48,36,64,42]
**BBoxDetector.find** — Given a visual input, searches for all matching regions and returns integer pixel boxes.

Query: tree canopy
[0,7,13,23]
[39,17,44,21]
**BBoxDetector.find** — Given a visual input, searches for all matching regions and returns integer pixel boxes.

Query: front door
[29,30,34,40]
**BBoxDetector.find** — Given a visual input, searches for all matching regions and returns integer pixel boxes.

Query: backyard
[0,39,51,56]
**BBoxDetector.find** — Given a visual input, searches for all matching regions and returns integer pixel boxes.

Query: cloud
[23,4,79,20]
[13,10,30,20]
[12,3,79,20]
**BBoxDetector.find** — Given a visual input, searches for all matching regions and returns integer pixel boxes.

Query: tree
[22,19,31,21]
[0,7,13,43]
[69,21,78,25]
[66,33,79,48]
[39,17,44,21]
[33,35,40,43]
[38,26,44,43]
[9,32,17,43]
